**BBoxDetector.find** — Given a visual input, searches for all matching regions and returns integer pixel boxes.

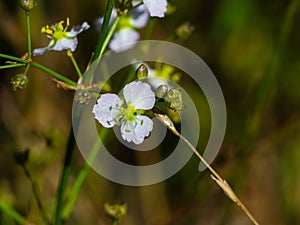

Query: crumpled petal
[123,81,155,110]
[143,0,167,18]
[109,28,140,52]
[121,115,153,144]
[129,3,149,28]
[68,21,90,36]
[92,94,122,128]
[32,47,50,56]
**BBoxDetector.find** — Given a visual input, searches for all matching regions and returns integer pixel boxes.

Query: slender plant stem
[31,61,77,87]
[144,18,157,40]
[99,16,120,58]
[92,0,115,62]
[0,53,27,63]
[25,11,32,59]
[0,63,25,70]
[54,128,75,225]
[0,201,27,224]
[62,128,108,219]
[155,113,260,225]
[22,164,51,225]
[67,51,83,78]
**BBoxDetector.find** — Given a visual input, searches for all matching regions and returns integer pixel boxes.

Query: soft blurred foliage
[0,0,300,225]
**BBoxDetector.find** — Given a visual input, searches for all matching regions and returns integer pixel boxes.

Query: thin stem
[0,63,25,70]
[62,128,108,220]
[31,61,77,87]
[155,113,260,225]
[0,201,27,224]
[25,11,32,59]
[54,128,75,225]
[67,51,83,78]
[144,18,157,40]
[22,164,51,225]
[99,16,120,58]
[92,0,115,63]
[0,53,27,63]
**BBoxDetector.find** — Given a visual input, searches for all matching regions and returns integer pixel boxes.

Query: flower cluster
[96,0,167,52]
[92,81,155,144]
[33,18,90,56]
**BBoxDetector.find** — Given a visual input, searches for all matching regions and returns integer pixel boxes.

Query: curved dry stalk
[154,112,260,225]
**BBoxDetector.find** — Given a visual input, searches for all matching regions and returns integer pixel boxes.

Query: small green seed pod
[135,64,148,79]
[10,73,28,91]
[167,88,183,111]
[20,0,37,11]
[156,85,168,99]
[104,203,127,222]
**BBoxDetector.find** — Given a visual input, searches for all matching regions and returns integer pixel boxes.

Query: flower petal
[129,3,149,28]
[123,81,155,110]
[143,0,167,18]
[52,38,78,52]
[68,21,90,37]
[92,94,122,128]
[32,47,50,56]
[121,115,153,144]
[95,9,117,32]
[109,28,140,52]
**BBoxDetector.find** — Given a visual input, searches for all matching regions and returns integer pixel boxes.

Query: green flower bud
[11,73,28,91]
[176,22,194,41]
[115,0,132,13]
[135,64,148,79]
[104,203,127,222]
[20,0,37,11]
[156,85,168,98]
[167,88,183,111]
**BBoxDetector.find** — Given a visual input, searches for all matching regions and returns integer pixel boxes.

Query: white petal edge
[123,81,155,110]
[109,28,140,52]
[129,3,150,28]
[92,94,122,128]
[143,0,167,18]
[121,115,153,144]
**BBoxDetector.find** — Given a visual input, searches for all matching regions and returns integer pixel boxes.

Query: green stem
[0,53,27,63]
[62,129,108,219]
[0,63,25,70]
[99,16,120,58]
[248,0,299,136]
[92,0,115,62]
[54,128,75,225]
[31,61,77,87]
[0,53,76,87]
[67,51,83,78]
[0,201,26,224]
[22,164,51,225]
[25,11,32,59]
[144,18,157,40]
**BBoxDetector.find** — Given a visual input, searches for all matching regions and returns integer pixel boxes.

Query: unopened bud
[176,22,194,41]
[104,203,127,222]
[14,149,30,166]
[135,64,148,79]
[156,85,168,98]
[167,88,183,111]
[11,74,28,91]
[20,0,37,11]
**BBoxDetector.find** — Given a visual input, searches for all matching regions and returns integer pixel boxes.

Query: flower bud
[14,149,30,166]
[11,74,28,91]
[135,64,148,79]
[104,203,127,222]
[167,88,183,111]
[156,85,168,98]
[176,22,194,41]
[20,0,37,11]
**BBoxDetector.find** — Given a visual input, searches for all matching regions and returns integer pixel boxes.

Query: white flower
[33,18,90,56]
[109,28,140,53]
[92,81,155,144]
[143,0,167,18]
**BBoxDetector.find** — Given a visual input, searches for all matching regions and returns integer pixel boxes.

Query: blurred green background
[0,0,300,224]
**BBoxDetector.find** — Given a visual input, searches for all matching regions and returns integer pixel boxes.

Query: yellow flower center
[41,18,70,40]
